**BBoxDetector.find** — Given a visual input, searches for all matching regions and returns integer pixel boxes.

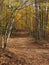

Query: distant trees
[34,0,49,40]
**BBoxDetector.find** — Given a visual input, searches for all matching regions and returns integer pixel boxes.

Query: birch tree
[4,0,29,48]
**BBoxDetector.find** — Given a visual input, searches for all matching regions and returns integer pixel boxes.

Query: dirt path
[6,36,49,65]
[0,31,49,65]
[8,37,49,49]
[8,37,36,48]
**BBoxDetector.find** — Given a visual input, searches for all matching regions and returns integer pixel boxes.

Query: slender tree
[4,0,29,48]
[35,0,41,40]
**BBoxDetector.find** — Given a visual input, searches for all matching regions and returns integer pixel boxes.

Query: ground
[0,31,49,65]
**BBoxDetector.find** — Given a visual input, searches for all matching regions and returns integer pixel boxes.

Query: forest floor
[0,31,49,65]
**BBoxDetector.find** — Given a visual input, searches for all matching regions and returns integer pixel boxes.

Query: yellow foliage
[16,13,21,20]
